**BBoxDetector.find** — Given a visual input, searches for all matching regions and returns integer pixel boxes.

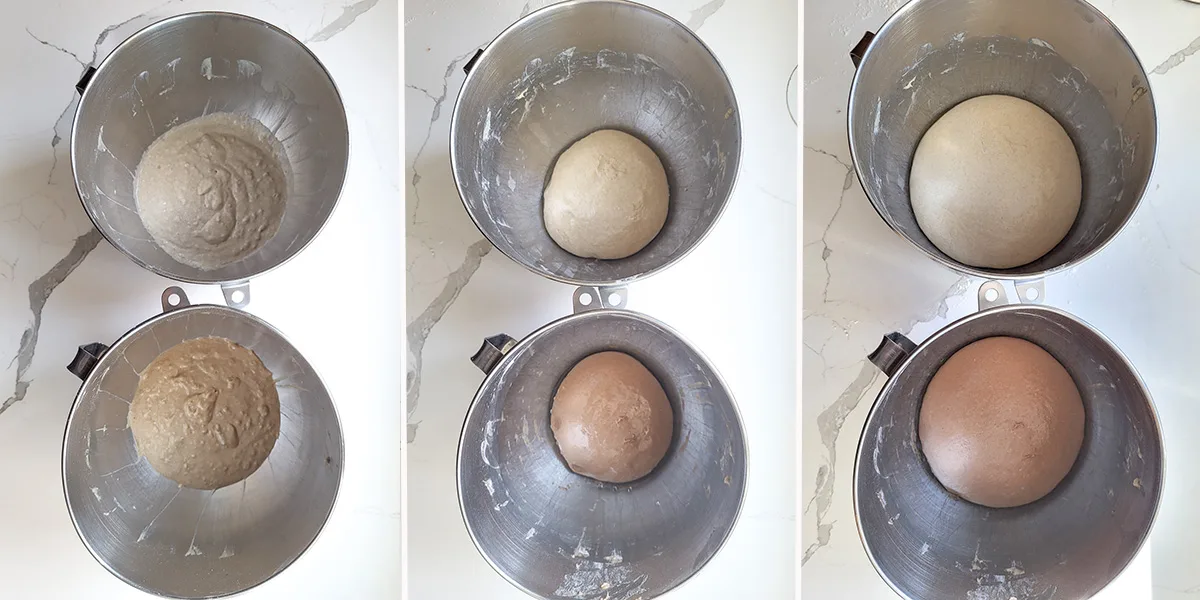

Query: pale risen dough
[136,112,288,271]
[129,337,280,490]
[543,129,669,260]
[909,95,1082,269]
[550,352,673,483]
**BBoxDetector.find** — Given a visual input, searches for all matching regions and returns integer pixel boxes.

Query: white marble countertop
[405,0,796,597]
[803,0,1200,598]
[0,1,400,598]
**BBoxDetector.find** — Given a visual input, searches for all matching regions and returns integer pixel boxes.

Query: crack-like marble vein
[406,240,492,443]
[26,28,85,66]
[1151,34,1200,76]
[801,277,968,565]
[407,49,480,228]
[307,0,381,43]
[804,146,856,305]
[1,229,103,416]
[802,361,877,565]
[686,0,727,31]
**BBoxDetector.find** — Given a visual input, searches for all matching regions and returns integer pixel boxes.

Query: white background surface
[0,1,400,597]
[405,0,797,598]
[803,0,1200,598]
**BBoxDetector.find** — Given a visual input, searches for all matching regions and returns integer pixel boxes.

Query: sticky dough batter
[135,112,289,271]
[129,337,281,490]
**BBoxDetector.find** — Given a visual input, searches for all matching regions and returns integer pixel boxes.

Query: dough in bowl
[136,112,289,271]
[919,336,1085,508]
[543,129,669,260]
[129,337,281,490]
[909,94,1082,269]
[550,351,673,483]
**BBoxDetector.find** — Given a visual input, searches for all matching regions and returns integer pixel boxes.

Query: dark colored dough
[550,352,673,483]
[919,336,1085,508]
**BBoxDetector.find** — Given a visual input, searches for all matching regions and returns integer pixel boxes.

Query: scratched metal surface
[62,301,343,599]
[71,12,350,286]
[459,308,746,600]
[855,304,1162,600]
[450,0,741,286]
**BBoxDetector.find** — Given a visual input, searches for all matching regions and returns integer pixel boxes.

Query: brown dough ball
[919,336,1084,508]
[130,337,280,490]
[550,352,673,483]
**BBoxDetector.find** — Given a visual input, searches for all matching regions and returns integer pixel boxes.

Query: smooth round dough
[919,336,1085,508]
[550,352,673,483]
[136,112,288,271]
[129,337,281,490]
[543,129,669,260]
[909,95,1082,269]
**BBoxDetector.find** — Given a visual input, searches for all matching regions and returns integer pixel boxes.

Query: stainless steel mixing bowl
[458,287,746,599]
[451,0,741,286]
[62,287,343,599]
[854,283,1162,600]
[847,0,1156,279]
[71,12,349,301]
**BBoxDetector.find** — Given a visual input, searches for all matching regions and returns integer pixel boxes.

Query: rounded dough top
[550,351,674,483]
[909,94,1082,269]
[543,129,669,260]
[918,336,1085,508]
[129,336,281,490]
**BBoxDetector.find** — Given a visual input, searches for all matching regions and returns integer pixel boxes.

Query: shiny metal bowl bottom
[458,292,746,599]
[62,288,343,599]
[854,284,1162,600]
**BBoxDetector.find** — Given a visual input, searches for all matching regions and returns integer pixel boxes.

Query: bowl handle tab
[850,32,876,68]
[573,286,628,314]
[867,333,915,378]
[75,66,96,95]
[463,48,484,75]
[67,343,109,380]
[161,286,192,312]
[471,334,516,375]
[220,281,251,309]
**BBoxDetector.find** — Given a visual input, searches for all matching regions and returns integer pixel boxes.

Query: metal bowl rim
[70,10,351,287]
[454,307,749,599]
[448,0,743,288]
[844,0,1158,281]
[60,301,346,600]
[849,302,1164,600]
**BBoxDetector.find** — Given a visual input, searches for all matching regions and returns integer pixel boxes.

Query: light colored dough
[543,129,669,260]
[129,337,281,490]
[136,112,288,271]
[550,352,673,483]
[909,95,1082,269]
[919,336,1085,508]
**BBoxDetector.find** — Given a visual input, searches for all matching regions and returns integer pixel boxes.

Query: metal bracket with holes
[572,286,629,314]
[978,279,1045,311]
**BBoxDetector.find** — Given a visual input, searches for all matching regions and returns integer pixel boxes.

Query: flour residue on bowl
[554,562,648,600]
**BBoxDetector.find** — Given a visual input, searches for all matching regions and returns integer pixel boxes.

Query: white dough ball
[909,94,1082,269]
[543,129,669,260]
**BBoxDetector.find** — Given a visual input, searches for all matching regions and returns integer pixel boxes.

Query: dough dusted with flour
[135,112,288,271]
[910,95,1082,269]
[550,352,673,483]
[543,129,669,260]
[129,337,280,490]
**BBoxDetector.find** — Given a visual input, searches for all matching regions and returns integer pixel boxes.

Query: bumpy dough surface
[129,337,281,490]
[909,95,1082,269]
[543,129,669,260]
[550,351,674,483]
[135,112,288,271]
[919,336,1085,508]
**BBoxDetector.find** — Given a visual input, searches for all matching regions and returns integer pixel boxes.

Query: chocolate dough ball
[919,336,1085,508]
[550,352,673,483]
